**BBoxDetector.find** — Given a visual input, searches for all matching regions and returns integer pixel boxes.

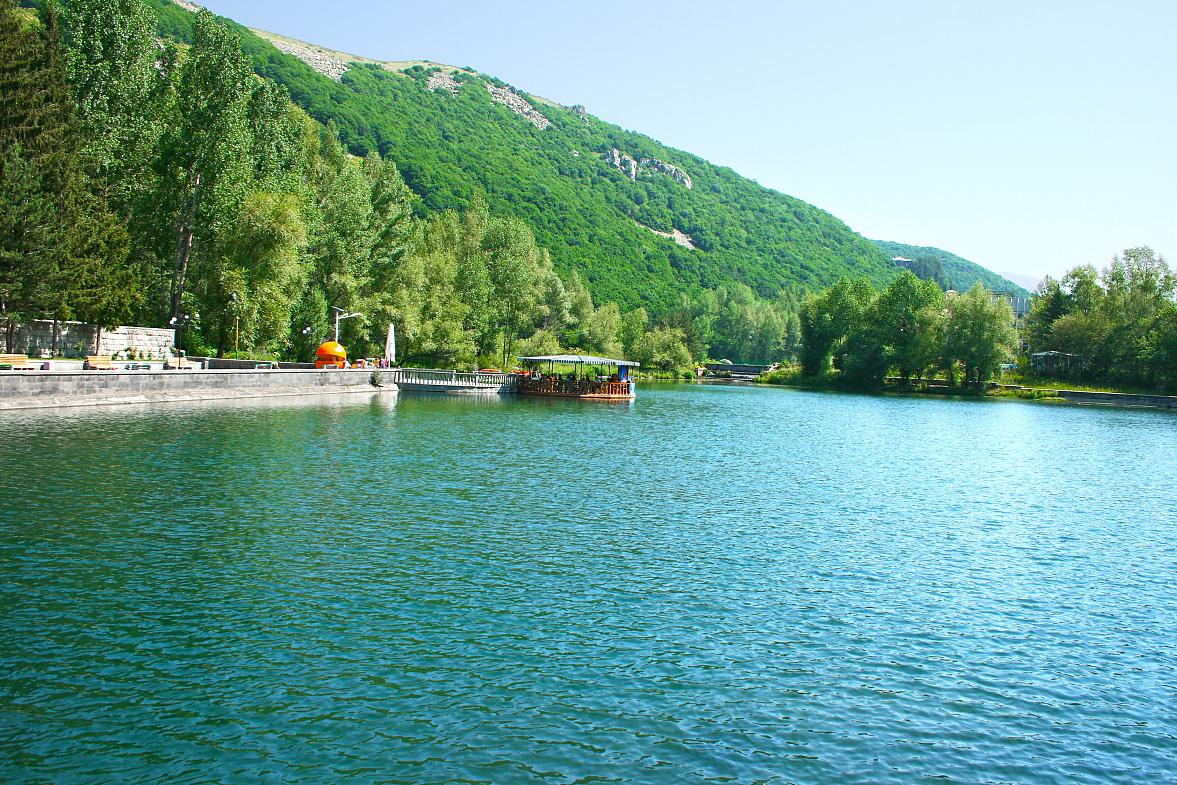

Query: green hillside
[873,240,1027,296]
[143,0,897,314]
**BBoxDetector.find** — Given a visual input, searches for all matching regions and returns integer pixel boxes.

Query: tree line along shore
[2,1,1173,394]
[757,248,1176,396]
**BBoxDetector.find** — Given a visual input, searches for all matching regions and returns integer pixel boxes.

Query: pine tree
[0,0,65,339]
[0,0,135,349]
[0,142,56,350]
[41,1,135,335]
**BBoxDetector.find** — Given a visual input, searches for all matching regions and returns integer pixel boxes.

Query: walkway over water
[388,367,516,393]
[702,362,770,377]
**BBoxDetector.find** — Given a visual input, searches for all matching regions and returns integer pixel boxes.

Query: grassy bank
[996,371,1166,397]
[757,367,1177,408]
[758,366,1047,400]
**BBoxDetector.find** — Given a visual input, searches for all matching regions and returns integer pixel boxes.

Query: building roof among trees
[519,354,640,367]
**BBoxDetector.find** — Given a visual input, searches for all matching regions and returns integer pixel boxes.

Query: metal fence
[389,368,518,390]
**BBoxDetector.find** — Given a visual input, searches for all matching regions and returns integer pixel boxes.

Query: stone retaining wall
[7,320,176,359]
[0,368,390,410]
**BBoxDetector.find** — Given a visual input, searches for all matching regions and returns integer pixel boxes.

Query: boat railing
[517,376,631,396]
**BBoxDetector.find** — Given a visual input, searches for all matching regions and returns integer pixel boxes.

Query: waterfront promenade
[0,367,517,411]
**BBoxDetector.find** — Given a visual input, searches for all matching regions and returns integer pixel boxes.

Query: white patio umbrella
[384,323,396,365]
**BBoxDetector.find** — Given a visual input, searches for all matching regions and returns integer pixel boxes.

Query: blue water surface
[1,384,1175,784]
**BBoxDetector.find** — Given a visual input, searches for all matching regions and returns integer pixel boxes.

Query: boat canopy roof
[519,354,640,367]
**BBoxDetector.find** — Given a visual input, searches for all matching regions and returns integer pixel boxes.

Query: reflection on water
[0,384,1174,784]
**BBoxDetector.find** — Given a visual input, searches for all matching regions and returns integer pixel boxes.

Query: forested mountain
[5,0,1045,371]
[873,240,1027,296]
[138,0,899,314]
[1,0,802,367]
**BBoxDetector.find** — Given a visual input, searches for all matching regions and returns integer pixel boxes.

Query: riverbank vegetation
[763,248,1176,396]
[1021,248,1176,392]
[789,272,1018,390]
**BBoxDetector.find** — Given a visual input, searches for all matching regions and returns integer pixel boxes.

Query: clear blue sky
[198,0,1175,284]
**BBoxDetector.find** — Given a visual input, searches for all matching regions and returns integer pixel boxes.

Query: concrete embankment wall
[1055,389,1177,409]
[0,368,390,411]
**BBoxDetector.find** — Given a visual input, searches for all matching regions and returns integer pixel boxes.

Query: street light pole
[330,306,363,342]
[168,312,197,359]
[231,293,239,355]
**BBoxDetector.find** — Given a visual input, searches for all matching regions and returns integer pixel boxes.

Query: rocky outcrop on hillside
[269,38,349,81]
[427,70,462,94]
[172,2,350,81]
[639,157,692,189]
[606,148,692,189]
[607,148,638,180]
[485,84,551,130]
[636,221,699,250]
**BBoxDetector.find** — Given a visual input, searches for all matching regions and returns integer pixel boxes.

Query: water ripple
[1,387,1175,784]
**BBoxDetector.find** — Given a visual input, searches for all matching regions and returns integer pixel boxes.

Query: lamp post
[330,306,362,342]
[231,293,239,356]
[168,312,197,357]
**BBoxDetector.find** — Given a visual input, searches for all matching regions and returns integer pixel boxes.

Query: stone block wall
[8,321,176,359]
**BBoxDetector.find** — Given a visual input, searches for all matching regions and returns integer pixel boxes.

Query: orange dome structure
[315,341,347,369]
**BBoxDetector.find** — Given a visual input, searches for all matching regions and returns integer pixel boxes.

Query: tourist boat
[516,354,639,400]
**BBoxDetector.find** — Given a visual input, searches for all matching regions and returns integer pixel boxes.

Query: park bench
[167,356,193,370]
[85,355,115,370]
[0,354,35,370]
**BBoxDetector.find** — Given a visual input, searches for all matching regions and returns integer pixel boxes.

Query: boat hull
[518,389,635,401]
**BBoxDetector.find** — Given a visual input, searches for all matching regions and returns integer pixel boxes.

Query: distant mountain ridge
[147,0,1014,312]
[873,240,1028,296]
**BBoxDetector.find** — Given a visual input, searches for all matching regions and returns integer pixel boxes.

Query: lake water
[1,384,1175,784]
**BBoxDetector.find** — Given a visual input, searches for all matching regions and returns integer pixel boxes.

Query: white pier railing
[388,368,518,391]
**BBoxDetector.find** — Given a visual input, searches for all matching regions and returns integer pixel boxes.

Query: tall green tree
[875,271,944,381]
[0,0,135,349]
[619,307,649,359]
[158,9,255,327]
[1048,310,1110,376]
[482,215,541,367]
[1023,276,1065,352]
[62,0,161,214]
[1101,246,1174,387]
[0,142,55,349]
[455,191,492,353]
[633,326,691,372]
[943,285,1017,386]
[799,278,874,376]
